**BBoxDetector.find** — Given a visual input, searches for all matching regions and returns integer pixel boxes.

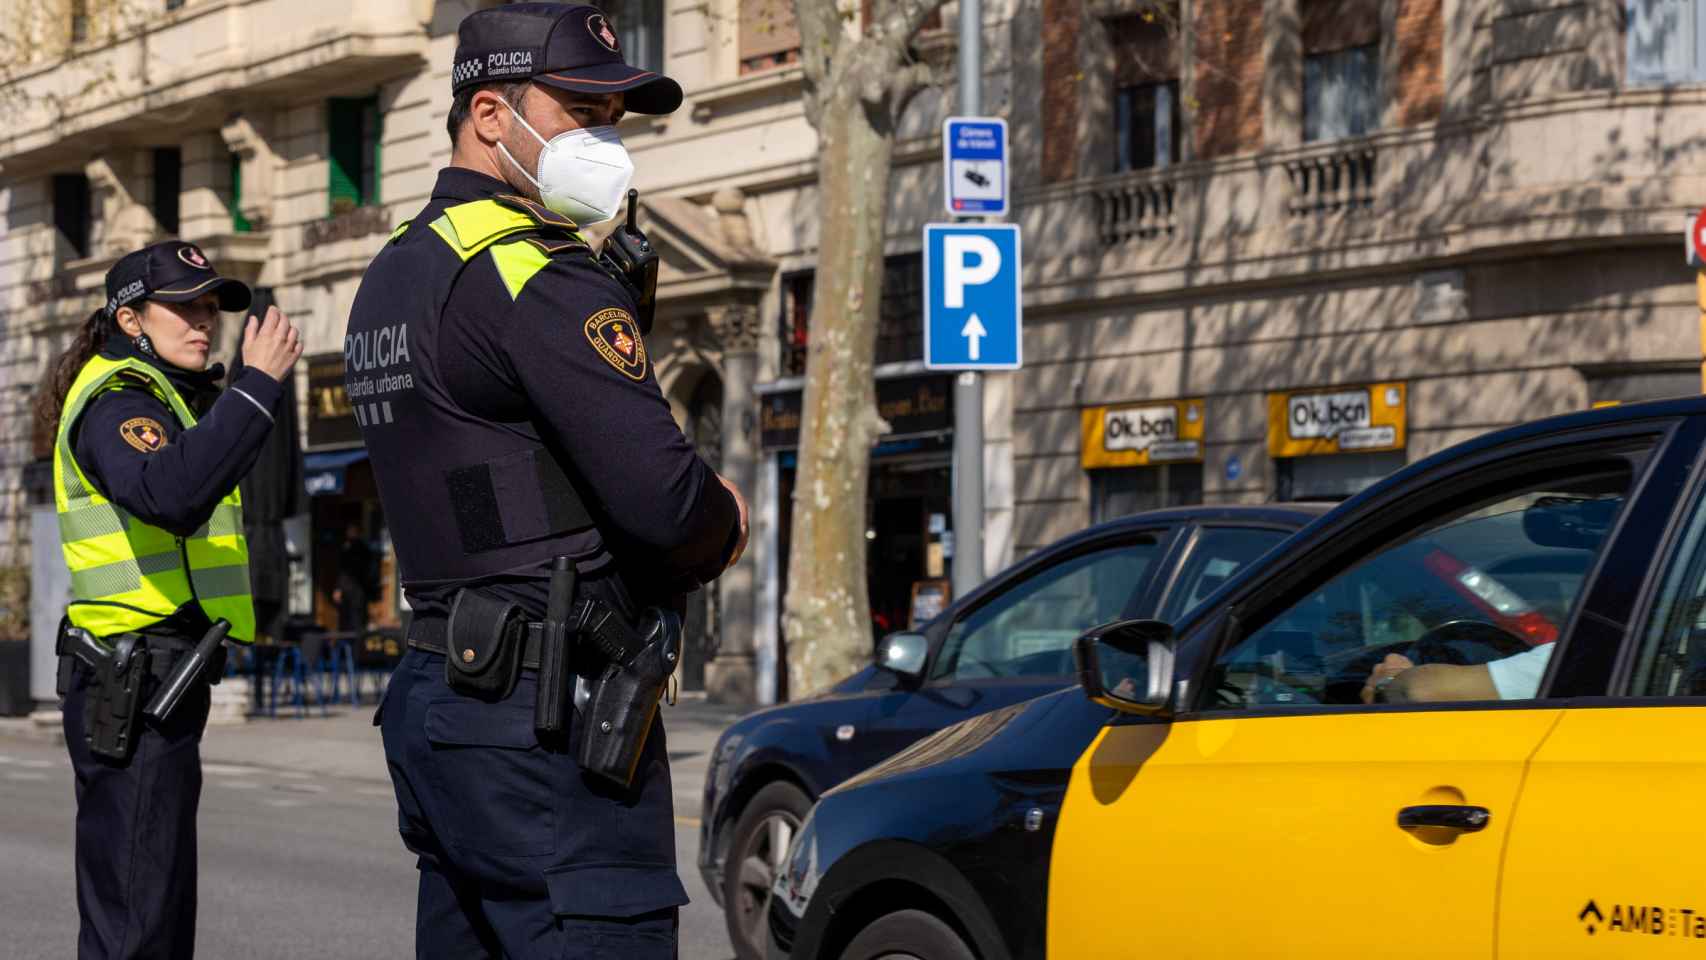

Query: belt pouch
[445,589,525,701]
[86,635,147,763]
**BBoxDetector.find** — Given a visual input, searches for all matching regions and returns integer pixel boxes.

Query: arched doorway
[682,370,724,691]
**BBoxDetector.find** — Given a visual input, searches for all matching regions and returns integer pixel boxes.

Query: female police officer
[38,240,301,960]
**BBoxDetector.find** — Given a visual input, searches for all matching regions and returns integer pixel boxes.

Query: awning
[303,448,369,497]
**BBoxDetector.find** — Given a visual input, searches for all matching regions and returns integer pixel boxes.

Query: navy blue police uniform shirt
[71,338,283,538]
[416,168,740,619]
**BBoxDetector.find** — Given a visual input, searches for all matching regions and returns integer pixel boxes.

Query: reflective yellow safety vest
[53,355,256,643]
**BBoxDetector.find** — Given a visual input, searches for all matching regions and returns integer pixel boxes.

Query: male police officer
[345,5,748,957]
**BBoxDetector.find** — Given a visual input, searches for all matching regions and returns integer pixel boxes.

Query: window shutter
[327,99,364,212]
[1627,0,1695,85]
[740,0,801,73]
[229,153,253,233]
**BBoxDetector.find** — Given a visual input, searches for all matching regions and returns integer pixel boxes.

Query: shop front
[1268,382,1408,501]
[1080,397,1207,521]
[303,353,400,641]
[760,373,956,699]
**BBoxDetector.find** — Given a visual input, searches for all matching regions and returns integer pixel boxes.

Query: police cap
[452,2,684,115]
[104,241,252,317]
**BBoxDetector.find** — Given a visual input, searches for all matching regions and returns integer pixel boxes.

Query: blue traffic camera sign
[943,117,1008,217]
[924,223,1023,370]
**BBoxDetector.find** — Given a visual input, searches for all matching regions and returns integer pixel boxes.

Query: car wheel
[839,910,977,960]
[723,780,812,960]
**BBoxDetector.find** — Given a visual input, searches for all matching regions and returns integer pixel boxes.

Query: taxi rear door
[1051,427,1668,959]
[1498,416,1706,958]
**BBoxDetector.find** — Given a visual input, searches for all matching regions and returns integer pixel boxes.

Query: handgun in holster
[597,189,660,336]
[57,618,231,763]
[574,600,682,789]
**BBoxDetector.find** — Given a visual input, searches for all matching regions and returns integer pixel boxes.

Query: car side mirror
[1073,618,1177,716]
[876,631,929,681]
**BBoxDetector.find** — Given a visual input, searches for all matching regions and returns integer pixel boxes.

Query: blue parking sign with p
[924,224,1022,370]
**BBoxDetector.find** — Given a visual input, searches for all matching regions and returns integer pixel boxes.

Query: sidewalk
[8,692,745,821]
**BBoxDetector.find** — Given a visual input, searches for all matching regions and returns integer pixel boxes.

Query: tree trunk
[782,80,898,697]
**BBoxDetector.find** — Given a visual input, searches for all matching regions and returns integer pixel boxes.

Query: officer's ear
[469,86,519,147]
[114,304,144,339]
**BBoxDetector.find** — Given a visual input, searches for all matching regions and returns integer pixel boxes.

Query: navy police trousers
[63,659,211,960]
[379,649,685,959]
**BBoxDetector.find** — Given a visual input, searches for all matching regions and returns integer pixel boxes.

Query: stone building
[1,0,1700,709]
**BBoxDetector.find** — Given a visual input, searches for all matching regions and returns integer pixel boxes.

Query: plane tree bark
[782,0,943,696]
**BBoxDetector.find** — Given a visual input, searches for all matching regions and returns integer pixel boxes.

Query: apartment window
[1109,13,1180,171]
[327,95,382,214]
[153,147,181,236]
[228,153,253,233]
[167,0,187,9]
[599,0,665,73]
[1116,82,1180,171]
[739,0,801,74]
[71,0,89,42]
[1302,0,1380,142]
[779,256,926,377]
[54,174,92,260]
[1628,0,1706,85]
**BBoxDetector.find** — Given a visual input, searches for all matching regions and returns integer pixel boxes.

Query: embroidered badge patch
[584,308,648,381]
[120,417,167,453]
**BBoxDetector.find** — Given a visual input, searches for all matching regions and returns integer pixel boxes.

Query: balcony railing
[1092,170,1179,246]
[1283,146,1378,217]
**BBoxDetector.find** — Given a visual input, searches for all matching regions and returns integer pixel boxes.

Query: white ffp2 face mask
[498,100,634,225]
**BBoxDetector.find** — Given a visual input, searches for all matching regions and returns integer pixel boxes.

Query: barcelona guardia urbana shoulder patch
[120,417,167,453]
[584,307,648,381]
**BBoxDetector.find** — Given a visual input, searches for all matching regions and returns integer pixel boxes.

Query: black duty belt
[407,598,644,669]
[410,618,551,670]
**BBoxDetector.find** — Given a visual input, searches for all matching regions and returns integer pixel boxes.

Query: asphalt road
[0,734,735,959]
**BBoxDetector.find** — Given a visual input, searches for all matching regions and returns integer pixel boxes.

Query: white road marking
[218,781,260,791]
[276,782,327,795]
[204,763,268,777]
[262,798,303,808]
[18,759,54,769]
[356,787,395,798]
[6,772,48,782]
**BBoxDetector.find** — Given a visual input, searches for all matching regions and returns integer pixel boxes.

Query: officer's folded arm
[445,255,743,582]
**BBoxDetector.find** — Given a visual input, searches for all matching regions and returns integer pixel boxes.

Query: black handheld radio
[598,189,660,335]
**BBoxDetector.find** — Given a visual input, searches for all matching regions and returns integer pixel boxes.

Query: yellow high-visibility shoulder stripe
[430,199,539,261]
[488,238,553,301]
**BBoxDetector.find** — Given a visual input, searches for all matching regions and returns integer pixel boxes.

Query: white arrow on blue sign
[924,223,1023,370]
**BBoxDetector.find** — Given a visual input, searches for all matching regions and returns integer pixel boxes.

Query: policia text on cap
[345,5,749,958]
[40,240,302,959]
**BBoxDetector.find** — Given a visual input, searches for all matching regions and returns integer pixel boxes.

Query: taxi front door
[1051,707,1560,959]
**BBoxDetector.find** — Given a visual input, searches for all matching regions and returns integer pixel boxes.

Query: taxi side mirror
[1073,619,1177,717]
[876,631,929,682]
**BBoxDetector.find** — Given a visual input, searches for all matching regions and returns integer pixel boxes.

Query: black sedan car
[765,396,1706,960]
[702,503,1329,959]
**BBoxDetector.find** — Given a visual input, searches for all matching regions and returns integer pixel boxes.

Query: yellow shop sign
[1267,382,1406,457]
[1081,398,1206,469]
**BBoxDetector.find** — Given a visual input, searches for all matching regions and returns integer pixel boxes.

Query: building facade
[1,0,1700,708]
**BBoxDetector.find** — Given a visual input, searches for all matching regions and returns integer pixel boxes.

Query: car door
[862,528,1176,762]
[1497,416,1706,957]
[1051,428,1667,959]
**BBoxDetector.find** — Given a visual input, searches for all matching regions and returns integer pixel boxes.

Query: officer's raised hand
[241,305,303,381]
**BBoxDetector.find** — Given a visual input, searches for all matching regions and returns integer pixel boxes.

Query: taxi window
[933,536,1162,681]
[1206,467,1632,710]
[1632,484,1706,698]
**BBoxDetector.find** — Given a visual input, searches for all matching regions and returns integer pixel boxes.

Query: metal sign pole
[951,0,985,600]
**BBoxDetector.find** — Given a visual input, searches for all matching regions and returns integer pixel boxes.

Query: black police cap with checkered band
[451,2,684,115]
[104,241,252,318]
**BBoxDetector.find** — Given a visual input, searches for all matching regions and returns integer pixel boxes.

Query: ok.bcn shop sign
[1080,399,1206,469]
[1267,383,1407,457]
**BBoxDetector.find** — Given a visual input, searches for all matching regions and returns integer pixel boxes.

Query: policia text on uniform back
[344,5,749,958]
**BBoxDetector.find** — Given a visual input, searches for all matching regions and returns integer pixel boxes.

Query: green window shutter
[328,94,383,213]
[228,153,252,234]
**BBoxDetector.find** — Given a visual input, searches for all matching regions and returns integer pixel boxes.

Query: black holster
[578,607,681,789]
[57,627,149,764]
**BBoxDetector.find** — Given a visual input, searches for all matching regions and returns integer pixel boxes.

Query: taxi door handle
[1397,805,1490,833]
